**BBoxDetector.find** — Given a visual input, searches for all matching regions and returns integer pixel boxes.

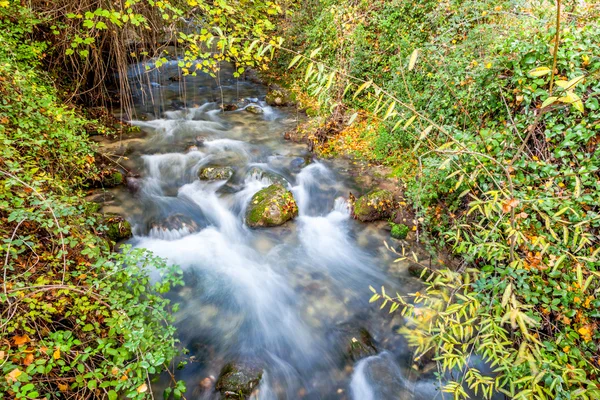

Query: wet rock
[246,184,298,228]
[290,156,311,170]
[247,167,288,186]
[222,104,238,112]
[331,323,378,363]
[86,190,115,205]
[171,99,186,110]
[195,135,207,146]
[245,104,264,115]
[126,176,142,194]
[352,189,394,222]
[148,214,199,234]
[215,361,263,399]
[102,215,132,242]
[198,166,234,181]
[266,86,296,107]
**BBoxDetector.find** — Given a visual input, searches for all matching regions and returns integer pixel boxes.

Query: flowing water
[103,60,452,399]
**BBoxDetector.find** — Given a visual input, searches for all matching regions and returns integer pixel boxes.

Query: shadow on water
[110,58,457,399]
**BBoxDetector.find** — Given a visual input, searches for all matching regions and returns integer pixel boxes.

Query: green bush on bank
[276,1,600,398]
[0,4,184,399]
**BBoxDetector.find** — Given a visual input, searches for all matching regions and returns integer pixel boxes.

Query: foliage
[0,6,184,398]
[275,0,600,398]
[390,223,409,240]
[4,0,284,108]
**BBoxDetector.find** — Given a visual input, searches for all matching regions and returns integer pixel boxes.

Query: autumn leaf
[5,368,22,383]
[137,383,148,393]
[501,198,519,213]
[23,353,34,366]
[53,349,61,360]
[13,335,29,346]
[58,383,69,392]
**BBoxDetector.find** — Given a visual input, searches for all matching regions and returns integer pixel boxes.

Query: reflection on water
[109,59,445,399]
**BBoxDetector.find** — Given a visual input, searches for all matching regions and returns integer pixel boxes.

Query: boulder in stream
[352,189,394,222]
[245,104,264,115]
[247,167,288,187]
[148,214,199,235]
[215,361,263,399]
[246,184,298,228]
[199,166,235,181]
[331,323,378,363]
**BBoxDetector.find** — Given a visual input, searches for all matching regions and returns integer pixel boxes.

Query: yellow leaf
[53,349,61,360]
[137,383,148,393]
[5,368,22,383]
[0,1,9,8]
[408,48,419,71]
[528,67,551,77]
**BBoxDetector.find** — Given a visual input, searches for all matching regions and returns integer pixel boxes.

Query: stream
[98,60,448,400]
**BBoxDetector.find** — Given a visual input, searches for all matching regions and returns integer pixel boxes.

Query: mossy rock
[353,189,394,222]
[246,184,298,228]
[265,87,296,107]
[244,104,264,114]
[198,166,234,181]
[103,215,132,242]
[390,223,409,240]
[215,361,263,399]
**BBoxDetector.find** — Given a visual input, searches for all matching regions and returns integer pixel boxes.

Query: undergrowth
[0,5,184,399]
[275,0,600,398]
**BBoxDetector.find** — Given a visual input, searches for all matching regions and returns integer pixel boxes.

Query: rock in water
[352,189,394,222]
[244,104,264,114]
[331,323,378,363]
[215,361,263,399]
[198,166,234,181]
[246,184,298,228]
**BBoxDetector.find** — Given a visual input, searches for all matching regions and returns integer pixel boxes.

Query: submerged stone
[353,189,394,222]
[215,361,263,399]
[148,214,199,234]
[331,323,378,363]
[246,167,288,186]
[199,166,234,181]
[246,184,298,228]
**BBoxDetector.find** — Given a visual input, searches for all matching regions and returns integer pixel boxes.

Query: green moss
[390,223,409,239]
[246,184,298,227]
[104,216,133,242]
[198,166,234,181]
[353,189,394,222]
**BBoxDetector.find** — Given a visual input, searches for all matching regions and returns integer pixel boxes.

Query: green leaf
[288,54,302,69]
[404,115,417,129]
[541,96,558,108]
